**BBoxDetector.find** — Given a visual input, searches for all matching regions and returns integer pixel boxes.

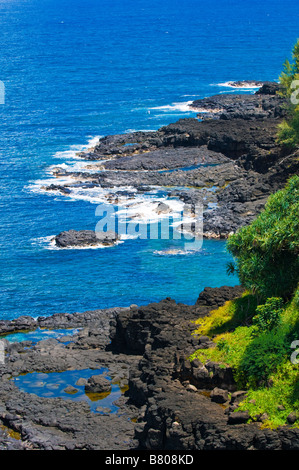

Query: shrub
[253,297,284,332]
[239,330,289,388]
[227,176,299,301]
[277,38,299,148]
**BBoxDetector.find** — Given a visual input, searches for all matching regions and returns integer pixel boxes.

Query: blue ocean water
[0,0,299,320]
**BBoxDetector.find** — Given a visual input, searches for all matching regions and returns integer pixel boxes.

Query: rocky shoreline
[44,81,298,240]
[1,82,298,450]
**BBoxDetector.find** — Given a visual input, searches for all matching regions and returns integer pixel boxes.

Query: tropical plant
[227,176,299,301]
[278,38,299,147]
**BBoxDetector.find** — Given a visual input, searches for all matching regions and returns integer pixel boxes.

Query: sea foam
[53,135,102,160]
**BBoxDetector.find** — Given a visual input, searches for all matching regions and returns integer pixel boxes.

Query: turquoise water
[1,0,299,320]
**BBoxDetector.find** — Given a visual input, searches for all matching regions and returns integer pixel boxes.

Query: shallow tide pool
[13,368,125,414]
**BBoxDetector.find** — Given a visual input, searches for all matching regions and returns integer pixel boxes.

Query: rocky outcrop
[53,229,119,248]
[0,306,141,450]
[190,85,285,121]
[84,375,112,394]
[42,81,299,241]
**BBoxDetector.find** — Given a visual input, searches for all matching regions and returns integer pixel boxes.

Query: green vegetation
[278,38,299,147]
[226,176,299,301]
[252,297,284,332]
[190,174,299,428]
[190,290,299,428]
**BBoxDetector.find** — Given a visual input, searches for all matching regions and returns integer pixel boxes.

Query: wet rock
[255,81,280,95]
[190,83,285,120]
[228,80,265,88]
[75,378,87,387]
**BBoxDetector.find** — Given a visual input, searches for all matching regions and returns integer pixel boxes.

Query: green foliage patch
[227,176,299,301]
[278,38,299,148]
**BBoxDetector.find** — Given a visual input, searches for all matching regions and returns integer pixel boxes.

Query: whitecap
[125,128,158,133]
[153,248,201,256]
[213,81,262,89]
[149,101,195,113]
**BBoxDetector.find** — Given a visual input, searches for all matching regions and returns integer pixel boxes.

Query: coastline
[38,80,297,241]
[0,82,298,450]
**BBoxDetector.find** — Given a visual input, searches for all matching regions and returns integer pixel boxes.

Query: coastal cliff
[0,82,298,450]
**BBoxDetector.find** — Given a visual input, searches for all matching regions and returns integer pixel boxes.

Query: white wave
[149,101,194,113]
[27,173,78,195]
[119,233,140,241]
[125,128,158,133]
[115,196,185,225]
[181,94,199,98]
[153,248,201,256]
[51,240,123,250]
[31,235,59,250]
[213,81,262,89]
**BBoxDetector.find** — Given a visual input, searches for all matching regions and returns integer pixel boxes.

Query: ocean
[0,0,299,320]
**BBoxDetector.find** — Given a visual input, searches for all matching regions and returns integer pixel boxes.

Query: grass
[190,289,299,428]
[192,291,258,337]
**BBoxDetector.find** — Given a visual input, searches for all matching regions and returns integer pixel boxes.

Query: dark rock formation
[226,80,265,88]
[0,306,141,450]
[54,229,119,248]
[190,81,284,121]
